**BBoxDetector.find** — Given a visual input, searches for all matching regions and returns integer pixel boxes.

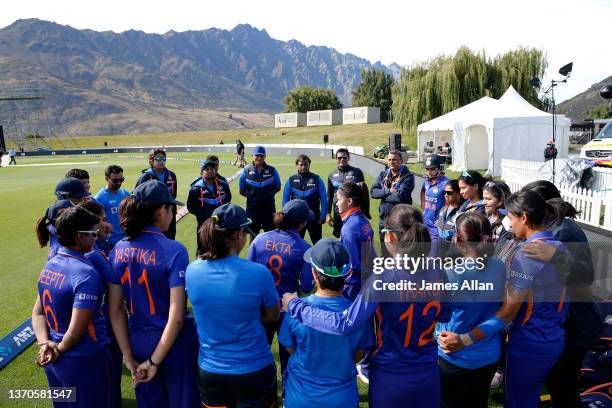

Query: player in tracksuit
[420,154,449,242]
[31,206,116,408]
[247,199,314,386]
[438,190,568,408]
[282,154,327,244]
[286,204,449,408]
[371,150,415,250]
[335,182,375,301]
[239,145,281,235]
[134,148,179,240]
[326,148,365,238]
[108,180,198,408]
[187,159,232,256]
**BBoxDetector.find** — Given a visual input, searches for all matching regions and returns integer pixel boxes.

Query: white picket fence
[501,159,612,231]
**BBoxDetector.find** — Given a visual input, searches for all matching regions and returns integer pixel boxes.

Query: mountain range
[557,75,612,121]
[0,19,398,136]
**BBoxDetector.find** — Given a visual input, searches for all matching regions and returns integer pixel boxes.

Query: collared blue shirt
[95,187,131,246]
[247,229,313,297]
[109,226,189,331]
[37,247,109,356]
[239,163,281,211]
[279,295,374,408]
[282,172,327,221]
[185,255,279,374]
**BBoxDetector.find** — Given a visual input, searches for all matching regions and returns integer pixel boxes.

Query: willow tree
[392,47,547,132]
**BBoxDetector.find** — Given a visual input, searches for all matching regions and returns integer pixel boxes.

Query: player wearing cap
[371,150,415,248]
[186,203,280,408]
[278,238,374,408]
[327,148,365,238]
[203,155,227,182]
[282,154,327,244]
[187,159,232,256]
[335,182,375,301]
[95,165,131,250]
[285,204,449,408]
[239,145,281,235]
[135,148,179,239]
[420,154,449,242]
[32,206,116,408]
[108,180,198,408]
[247,199,315,383]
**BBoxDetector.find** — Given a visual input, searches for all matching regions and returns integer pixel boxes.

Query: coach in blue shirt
[95,165,130,249]
[282,154,327,244]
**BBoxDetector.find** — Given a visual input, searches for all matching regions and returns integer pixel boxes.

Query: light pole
[529,62,573,184]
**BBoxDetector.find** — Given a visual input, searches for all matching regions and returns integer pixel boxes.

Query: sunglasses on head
[154,157,167,162]
[78,229,99,237]
[461,170,472,179]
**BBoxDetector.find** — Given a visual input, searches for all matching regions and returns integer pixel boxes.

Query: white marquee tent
[416,86,570,176]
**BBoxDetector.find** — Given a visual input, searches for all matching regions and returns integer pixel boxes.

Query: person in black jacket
[326,148,365,238]
[371,150,415,246]
[134,148,179,239]
[187,159,232,256]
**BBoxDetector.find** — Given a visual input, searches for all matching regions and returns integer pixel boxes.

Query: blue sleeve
[357,322,376,351]
[108,249,121,285]
[278,314,297,350]
[73,268,102,310]
[370,171,389,199]
[167,244,189,288]
[86,252,113,287]
[282,178,291,206]
[186,188,198,215]
[224,181,232,204]
[239,171,247,190]
[318,176,327,221]
[258,264,280,308]
[247,237,259,262]
[507,250,540,292]
[274,168,281,191]
[342,231,362,273]
[287,291,378,336]
[300,262,315,294]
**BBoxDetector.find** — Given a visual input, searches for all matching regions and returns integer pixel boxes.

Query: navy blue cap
[303,238,352,277]
[252,146,266,156]
[133,180,184,206]
[46,199,73,224]
[424,154,443,169]
[200,159,215,172]
[282,199,315,225]
[211,203,253,230]
[55,177,90,198]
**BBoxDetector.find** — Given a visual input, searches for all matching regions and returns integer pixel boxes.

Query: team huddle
[31,146,602,408]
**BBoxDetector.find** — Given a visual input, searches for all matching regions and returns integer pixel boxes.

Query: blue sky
[2,0,611,103]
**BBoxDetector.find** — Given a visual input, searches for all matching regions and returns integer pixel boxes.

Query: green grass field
[0,152,506,407]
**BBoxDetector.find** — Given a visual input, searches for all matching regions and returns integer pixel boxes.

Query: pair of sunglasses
[154,157,167,162]
[109,177,125,183]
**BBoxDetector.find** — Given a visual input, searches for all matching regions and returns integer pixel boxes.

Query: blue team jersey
[506,230,568,357]
[340,209,376,287]
[85,249,113,316]
[279,295,374,408]
[37,247,109,356]
[247,229,313,297]
[282,172,327,222]
[185,255,279,375]
[287,267,450,370]
[238,163,281,211]
[95,187,131,246]
[421,176,449,235]
[436,258,505,369]
[109,226,189,331]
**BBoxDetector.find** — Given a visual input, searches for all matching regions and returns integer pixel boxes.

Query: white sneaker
[356,363,369,385]
[490,370,503,389]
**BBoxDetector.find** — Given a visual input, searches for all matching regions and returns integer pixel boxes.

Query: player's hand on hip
[282,292,298,312]
[521,239,556,262]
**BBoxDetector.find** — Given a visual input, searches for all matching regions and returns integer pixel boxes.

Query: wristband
[477,316,506,338]
[460,333,474,347]
[148,357,159,367]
